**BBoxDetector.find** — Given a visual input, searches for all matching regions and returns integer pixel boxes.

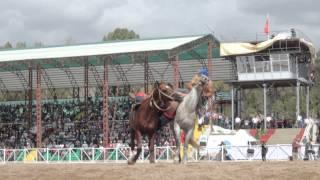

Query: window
[273,61,281,72]
[237,56,254,73]
[255,55,270,72]
[270,53,289,72]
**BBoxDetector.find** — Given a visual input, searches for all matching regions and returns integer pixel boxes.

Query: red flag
[264,14,270,34]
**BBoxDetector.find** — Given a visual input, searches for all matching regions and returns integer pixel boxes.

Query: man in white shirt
[266,116,272,128]
[297,115,302,128]
[252,117,258,128]
[235,117,241,129]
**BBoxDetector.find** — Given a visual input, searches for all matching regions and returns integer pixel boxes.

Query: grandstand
[0,34,219,149]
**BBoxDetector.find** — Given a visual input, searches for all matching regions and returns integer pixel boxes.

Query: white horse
[171,75,209,163]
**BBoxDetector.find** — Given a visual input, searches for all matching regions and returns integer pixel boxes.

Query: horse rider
[129,87,147,104]
[157,68,214,130]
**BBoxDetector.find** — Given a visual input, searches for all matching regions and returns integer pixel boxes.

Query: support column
[103,60,109,147]
[36,65,42,148]
[172,56,179,89]
[28,63,33,129]
[207,41,213,79]
[306,85,310,119]
[84,57,89,121]
[296,81,300,125]
[231,85,234,130]
[144,57,149,93]
[207,41,215,118]
[237,88,241,118]
[73,87,80,99]
[263,83,267,130]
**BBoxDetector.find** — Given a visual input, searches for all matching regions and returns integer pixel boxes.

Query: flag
[264,14,270,34]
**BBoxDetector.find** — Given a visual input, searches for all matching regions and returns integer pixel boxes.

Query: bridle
[150,85,175,112]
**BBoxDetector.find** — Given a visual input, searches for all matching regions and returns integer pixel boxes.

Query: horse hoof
[150,160,155,164]
[128,159,136,165]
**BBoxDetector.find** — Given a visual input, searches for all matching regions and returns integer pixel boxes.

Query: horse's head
[151,81,175,111]
[157,81,175,101]
[199,75,209,86]
[191,74,209,88]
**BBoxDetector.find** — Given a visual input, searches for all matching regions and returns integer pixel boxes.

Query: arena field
[1,161,320,180]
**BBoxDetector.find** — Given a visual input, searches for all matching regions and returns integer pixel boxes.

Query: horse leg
[128,130,142,165]
[129,128,135,151]
[172,120,181,163]
[183,128,194,164]
[148,133,156,163]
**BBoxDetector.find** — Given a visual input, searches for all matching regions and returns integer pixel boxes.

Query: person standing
[235,116,241,129]
[261,142,268,161]
[292,138,301,160]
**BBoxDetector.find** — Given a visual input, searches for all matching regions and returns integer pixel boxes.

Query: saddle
[131,103,141,111]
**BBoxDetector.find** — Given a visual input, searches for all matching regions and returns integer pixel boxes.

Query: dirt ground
[1,161,320,180]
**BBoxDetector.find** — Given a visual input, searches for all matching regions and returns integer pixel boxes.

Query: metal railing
[0,144,318,164]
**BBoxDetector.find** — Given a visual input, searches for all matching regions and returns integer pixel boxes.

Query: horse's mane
[189,74,201,87]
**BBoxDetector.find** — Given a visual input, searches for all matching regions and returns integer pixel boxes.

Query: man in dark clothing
[261,142,268,161]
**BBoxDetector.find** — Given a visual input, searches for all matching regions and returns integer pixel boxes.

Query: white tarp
[0,35,204,62]
[220,32,316,62]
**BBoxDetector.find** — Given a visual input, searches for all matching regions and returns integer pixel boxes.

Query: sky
[0,0,319,48]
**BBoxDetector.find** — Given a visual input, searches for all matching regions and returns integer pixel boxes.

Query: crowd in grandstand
[213,114,295,130]
[0,95,303,150]
[0,96,176,149]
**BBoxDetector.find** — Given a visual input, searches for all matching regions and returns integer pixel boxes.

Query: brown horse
[127,82,175,164]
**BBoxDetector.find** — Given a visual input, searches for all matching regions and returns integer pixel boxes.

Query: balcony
[236,54,299,81]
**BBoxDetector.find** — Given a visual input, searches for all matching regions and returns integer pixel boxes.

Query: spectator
[261,142,268,161]
[266,116,272,128]
[235,116,241,129]
[297,115,303,128]
[292,138,301,160]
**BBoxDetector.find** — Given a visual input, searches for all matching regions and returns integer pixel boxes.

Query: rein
[149,87,174,112]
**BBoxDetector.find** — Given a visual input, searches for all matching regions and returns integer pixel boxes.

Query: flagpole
[264,13,270,40]
[267,13,270,40]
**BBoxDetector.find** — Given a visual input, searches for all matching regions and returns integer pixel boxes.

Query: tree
[242,89,264,118]
[65,36,75,45]
[310,51,320,117]
[16,42,26,49]
[213,80,230,92]
[103,28,140,41]
[34,41,44,48]
[3,41,12,49]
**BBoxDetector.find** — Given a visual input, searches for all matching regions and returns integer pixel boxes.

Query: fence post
[35,149,38,162]
[166,146,169,161]
[3,149,5,163]
[92,148,95,161]
[221,146,224,162]
[46,148,49,163]
[23,149,26,163]
[116,147,118,162]
[141,147,144,162]
[13,150,16,162]
[69,148,71,163]
[80,149,83,161]
[0,149,3,164]
[105,148,108,162]
[195,148,198,161]
[154,146,156,162]
[57,149,60,161]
